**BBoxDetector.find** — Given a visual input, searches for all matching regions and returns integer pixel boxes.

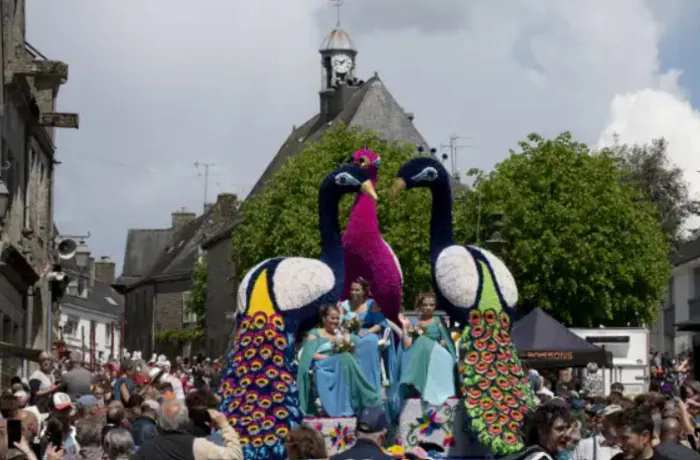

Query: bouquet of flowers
[408,325,426,339]
[343,315,363,335]
[331,336,356,354]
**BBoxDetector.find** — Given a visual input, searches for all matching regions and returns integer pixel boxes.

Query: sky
[25,0,700,274]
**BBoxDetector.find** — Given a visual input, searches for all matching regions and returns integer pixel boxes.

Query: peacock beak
[390,178,406,200]
[360,180,379,201]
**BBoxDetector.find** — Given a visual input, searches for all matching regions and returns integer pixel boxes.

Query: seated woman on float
[340,278,399,389]
[398,292,457,406]
[297,303,382,417]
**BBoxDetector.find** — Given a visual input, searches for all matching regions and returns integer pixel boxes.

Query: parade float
[220,153,533,459]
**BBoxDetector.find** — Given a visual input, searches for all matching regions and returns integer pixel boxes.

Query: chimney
[203,202,214,214]
[94,256,116,285]
[172,207,196,233]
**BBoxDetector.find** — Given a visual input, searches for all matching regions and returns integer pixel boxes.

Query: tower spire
[331,0,343,28]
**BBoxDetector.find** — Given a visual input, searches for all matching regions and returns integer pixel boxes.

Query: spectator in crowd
[62,351,93,401]
[103,401,126,441]
[130,401,158,447]
[611,408,662,460]
[133,398,242,460]
[75,416,105,460]
[524,402,573,460]
[28,352,57,413]
[286,424,328,460]
[330,407,393,460]
[655,417,700,460]
[102,427,134,460]
[112,360,136,405]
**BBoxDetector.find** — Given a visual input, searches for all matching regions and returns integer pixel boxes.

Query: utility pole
[194,161,214,212]
[440,134,474,182]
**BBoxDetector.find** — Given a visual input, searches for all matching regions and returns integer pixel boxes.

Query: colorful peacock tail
[459,258,534,455]
[220,270,301,460]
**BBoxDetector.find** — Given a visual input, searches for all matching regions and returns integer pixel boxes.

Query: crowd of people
[3,345,700,459]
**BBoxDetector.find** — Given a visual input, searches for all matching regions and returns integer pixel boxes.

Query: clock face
[331,55,353,75]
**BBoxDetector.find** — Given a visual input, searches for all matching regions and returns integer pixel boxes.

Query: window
[182,291,197,324]
[62,317,79,336]
[105,323,112,344]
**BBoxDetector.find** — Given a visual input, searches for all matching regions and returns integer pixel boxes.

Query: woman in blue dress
[297,304,382,417]
[398,292,457,406]
[340,278,398,390]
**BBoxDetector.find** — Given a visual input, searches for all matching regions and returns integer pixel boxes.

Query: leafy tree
[186,256,207,329]
[604,137,700,246]
[456,133,671,327]
[232,123,448,308]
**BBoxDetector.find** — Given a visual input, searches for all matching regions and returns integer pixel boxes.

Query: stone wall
[205,236,237,357]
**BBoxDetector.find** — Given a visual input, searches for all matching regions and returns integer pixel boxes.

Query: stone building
[114,194,238,359]
[0,0,78,383]
[201,24,433,356]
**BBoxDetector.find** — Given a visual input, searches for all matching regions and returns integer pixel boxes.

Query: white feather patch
[435,245,479,308]
[382,238,403,285]
[272,258,335,311]
[468,246,519,308]
[237,259,269,314]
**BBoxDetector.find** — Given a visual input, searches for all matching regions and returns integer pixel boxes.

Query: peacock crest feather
[220,268,302,460]
[459,257,534,455]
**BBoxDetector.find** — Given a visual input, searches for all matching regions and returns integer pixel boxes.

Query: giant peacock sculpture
[392,155,534,456]
[342,148,403,322]
[219,165,378,460]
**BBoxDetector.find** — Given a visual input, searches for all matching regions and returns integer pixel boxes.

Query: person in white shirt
[574,405,623,460]
[157,360,185,399]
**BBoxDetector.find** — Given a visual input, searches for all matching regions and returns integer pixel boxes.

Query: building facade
[58,256,123,365]
[115,194,238,360]
[651,237,700,355]
[0,0,78,385]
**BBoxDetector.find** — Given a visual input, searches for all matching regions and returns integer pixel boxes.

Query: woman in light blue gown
[297,304,382,417]
[398,292,457,407]
[340,278,398,391]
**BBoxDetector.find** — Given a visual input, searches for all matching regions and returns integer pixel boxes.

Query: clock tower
[319,27,357,91]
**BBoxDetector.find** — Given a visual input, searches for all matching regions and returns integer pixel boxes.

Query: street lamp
[74,241,91,269]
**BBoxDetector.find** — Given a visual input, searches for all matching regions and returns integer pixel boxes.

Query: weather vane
[330,0,344,27]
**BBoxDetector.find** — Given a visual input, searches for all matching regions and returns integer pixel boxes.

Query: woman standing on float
[340,277,396,389]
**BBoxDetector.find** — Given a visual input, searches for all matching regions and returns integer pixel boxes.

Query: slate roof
[670,235,700,266]
[124,195,239,291]
[61,277,124,318]
[247,75,431,198]
[114,229,173,286]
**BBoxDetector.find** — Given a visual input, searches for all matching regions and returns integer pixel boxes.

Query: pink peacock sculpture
[341,149,403,323]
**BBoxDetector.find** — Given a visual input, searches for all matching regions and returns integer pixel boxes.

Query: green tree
[187,256,207,329]
[232,123,445,308]
[605,137,700,246]
[456,133,671,327]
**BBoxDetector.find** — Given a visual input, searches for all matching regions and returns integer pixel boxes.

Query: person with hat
[574,405,622,460]
[28,351,58,413]
[330,406,393,460]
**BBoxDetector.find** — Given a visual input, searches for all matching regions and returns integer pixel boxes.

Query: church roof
[320,27,356,52]
[248,75,430,198]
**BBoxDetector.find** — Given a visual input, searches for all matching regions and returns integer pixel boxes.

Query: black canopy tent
[512,308,612,368]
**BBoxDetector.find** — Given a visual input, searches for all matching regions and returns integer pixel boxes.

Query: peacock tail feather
[459,259,534,455]
[220,269,302,460]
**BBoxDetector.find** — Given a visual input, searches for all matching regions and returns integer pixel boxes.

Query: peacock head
[323,165,378,201]
[392,154,449,197]
[345,148,380,182]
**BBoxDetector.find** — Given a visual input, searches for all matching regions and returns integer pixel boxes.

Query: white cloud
[598,89,700,230]
[24,0,693,266]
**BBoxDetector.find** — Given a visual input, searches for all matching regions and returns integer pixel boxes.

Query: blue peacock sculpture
[393,155,534,456]
[219,165,378,460]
